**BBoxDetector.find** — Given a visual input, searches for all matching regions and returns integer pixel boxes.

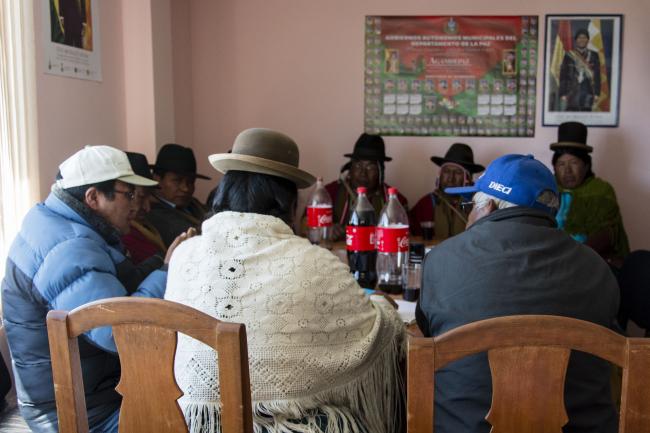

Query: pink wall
[33,1,127,196]
[185,0,650,249]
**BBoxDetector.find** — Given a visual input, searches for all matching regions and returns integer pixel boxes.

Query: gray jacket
[416,206,619,433]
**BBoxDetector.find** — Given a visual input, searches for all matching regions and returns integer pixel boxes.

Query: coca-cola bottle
[376,187,409,295]
[346,187,377,288]
[306,177,333,249]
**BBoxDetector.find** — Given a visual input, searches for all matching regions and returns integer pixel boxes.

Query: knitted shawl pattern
[561,176,629,260]
[165,211,406,433]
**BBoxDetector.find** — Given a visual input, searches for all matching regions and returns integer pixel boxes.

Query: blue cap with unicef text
[445,154,558,213]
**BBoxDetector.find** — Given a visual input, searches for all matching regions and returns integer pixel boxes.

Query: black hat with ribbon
[431,143,485,174]
[550,122,593,153]
[150,144,211,180]
[344,133,392,162]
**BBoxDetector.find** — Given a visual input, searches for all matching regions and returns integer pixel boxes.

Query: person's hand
[164,228,197,264]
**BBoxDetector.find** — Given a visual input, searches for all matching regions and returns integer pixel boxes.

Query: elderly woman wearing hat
[324,133,408,241]
[164,128,405,433]
[409,143,485,239]
[551,122,629,266]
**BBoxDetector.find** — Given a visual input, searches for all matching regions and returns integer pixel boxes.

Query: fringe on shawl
[180,322,406,433]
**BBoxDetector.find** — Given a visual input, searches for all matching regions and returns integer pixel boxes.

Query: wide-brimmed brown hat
[209,128,316,189]
[550,121,593,153]
[431,143,485,173]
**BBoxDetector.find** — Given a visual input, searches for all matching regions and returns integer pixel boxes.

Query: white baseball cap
[56,145,159,189]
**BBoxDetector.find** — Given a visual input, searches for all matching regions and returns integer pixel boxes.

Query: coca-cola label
[346,226,376,251]
[307,206,333,228]
[376,226,409,253]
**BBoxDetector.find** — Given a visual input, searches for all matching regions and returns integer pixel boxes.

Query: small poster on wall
[543,15,623,126]
[364,16,539,137]
[41,0,102,81]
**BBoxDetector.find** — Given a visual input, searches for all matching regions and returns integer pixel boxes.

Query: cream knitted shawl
[165,211,405,433]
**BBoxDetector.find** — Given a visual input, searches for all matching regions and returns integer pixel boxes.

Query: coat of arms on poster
[42,0,102,81]
[543,15,623,127]
[364,16,539,137]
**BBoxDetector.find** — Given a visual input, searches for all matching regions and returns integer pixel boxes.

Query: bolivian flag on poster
[364,16,538,137]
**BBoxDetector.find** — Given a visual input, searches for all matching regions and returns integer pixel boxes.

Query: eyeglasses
[113,189,137,201]
[460,200,474,212]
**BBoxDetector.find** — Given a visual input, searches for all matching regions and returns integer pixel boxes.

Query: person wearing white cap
[1,145,194,433]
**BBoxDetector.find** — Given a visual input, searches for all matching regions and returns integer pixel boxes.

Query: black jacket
[417,206,619,433]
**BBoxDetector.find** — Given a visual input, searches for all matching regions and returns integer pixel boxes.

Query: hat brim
[431,157,486,173]
[209,153,316,189]
[344,153,392,162]
[117,174,159,187]
[444,185,479,196]
[149,164,212,180]
[549,142,593,153]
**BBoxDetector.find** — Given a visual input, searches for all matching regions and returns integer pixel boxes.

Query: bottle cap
[387,187,398,195]
[357,186,367,194]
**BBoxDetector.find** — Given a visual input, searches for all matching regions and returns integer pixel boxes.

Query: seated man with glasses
[324,133,408,240]
[416,154,619,433]
[409,143,485,239]
[1,145,194,433]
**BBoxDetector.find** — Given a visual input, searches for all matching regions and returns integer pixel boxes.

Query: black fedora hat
[550,122,593,153]
[344,133,392,162]
[150,143,211,179]
[431,143,485,174]
[126,152,154,180]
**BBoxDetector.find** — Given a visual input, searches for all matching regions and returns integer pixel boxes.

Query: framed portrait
[42,0,102,81]
[543,14,623,126]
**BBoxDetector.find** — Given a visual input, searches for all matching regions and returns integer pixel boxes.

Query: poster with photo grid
[364,16,538,137]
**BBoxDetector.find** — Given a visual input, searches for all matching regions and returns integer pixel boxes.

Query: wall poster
[42,0,102,81]
[543,15,623,127]
[364,16,539,137]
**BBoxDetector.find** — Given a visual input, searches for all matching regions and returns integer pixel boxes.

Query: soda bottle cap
[387,187,398,195]
[357,186,367,194]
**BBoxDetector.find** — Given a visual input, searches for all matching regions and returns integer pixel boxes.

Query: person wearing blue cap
[416,154,619,433]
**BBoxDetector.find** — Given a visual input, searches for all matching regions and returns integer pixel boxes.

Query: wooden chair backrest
[47,297,253,433]
[407,315,650,433]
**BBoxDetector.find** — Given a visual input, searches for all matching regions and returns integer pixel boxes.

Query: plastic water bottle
[306,177,333,249]
[346,187,377,289]
[376,187,409,294]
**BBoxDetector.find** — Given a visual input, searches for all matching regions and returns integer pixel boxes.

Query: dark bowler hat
[126,152,153,179]
[550,122,593,153]
[344,133,392,162]
[151,143,211,179]
[431,143,485,174]
[208,128,316,188]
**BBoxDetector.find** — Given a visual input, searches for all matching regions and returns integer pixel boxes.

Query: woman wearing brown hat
[551,122,629,266]
[165,128,405,433]
[409,143,485,239]
[324,133,408,241]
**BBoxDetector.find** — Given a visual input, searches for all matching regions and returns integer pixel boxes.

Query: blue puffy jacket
[1,193,167,432]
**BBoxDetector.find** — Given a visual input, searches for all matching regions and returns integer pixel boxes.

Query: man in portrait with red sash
[559,28,601,111]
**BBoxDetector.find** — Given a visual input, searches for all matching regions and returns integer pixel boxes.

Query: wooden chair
[407,315,650,433]
[47,297,253,433]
